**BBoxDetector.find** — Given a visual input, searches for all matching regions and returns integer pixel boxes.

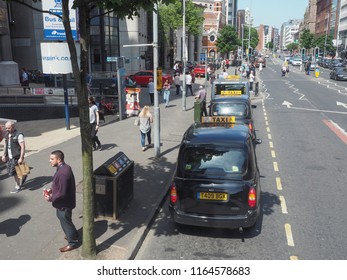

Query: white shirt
[89,104,98,124]
[186,74,192,85]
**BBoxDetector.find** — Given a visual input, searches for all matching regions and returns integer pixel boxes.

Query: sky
[237,0,309,29]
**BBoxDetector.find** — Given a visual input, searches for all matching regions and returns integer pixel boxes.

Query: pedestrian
[249,70,255,92]
[185,71,193,96]
[306,60,311,75]
[195,85,208,117]
[163,79,171,108]
[147,78,155,105]
[43,150,79,253]
[138,106,153,151]
[222,68,228,79]
[174,73,181,95]
[20,67,30,94]
[258,62,263,74]
[210,70,216,85]
[88,96,102,151]
[1,121,27,193]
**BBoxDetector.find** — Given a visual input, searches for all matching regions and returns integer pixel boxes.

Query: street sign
[200,53,206,61]
[107,57,118,62]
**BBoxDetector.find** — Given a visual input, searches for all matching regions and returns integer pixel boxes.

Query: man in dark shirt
[44,150,79,252]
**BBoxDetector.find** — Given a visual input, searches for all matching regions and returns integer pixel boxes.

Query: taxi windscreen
[211,103,248,117]
[179,147,247,179]
[214,83,246,96]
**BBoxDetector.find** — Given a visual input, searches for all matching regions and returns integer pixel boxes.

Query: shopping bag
[15,162,30,179]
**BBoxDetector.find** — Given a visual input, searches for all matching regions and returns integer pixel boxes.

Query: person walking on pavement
[249,70,255,93]
[174,73,181,95]
[195,85,208,117]
[20,67,30,94]
[2,121,27,194]
[147,78,155,105]
[185,71,193,96]
[163,79,171,107]
[138,106,153,151]
[88,96,102,151]
[43,150,79,253]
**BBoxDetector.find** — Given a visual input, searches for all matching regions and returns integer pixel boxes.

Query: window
[180,147,248,178]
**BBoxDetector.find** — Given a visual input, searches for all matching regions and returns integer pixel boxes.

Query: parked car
[130,70,173,87]
[329,58,345,69]
[329,66,347,81]
[291,57,302,66]
[169,121,262,231]
[193,64,206,77]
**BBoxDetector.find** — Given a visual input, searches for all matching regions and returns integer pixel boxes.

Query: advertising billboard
[42,0,77,40]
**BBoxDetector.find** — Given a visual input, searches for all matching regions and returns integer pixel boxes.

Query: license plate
[221,90,242,95]
[197,192,228,201]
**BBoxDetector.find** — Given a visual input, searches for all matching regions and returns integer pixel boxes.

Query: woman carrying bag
[138,106,153,151]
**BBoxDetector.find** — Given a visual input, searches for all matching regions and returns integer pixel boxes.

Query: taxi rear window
[211,103,247,117]
[179,147,248,179]
[214,84,246,96]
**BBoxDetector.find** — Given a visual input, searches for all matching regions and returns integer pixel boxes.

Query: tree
[242,26,259,50]
[300,28,315,49]
[286,42,299,52]
[158,0,204,41]
[216,25,240,57]
[266,41,274,51]
[313,34,336,57]
[6,0,172,259]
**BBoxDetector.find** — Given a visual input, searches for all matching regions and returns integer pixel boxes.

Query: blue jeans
[140,129,151,147]
[163,90,170,106]
[56,208,78,246]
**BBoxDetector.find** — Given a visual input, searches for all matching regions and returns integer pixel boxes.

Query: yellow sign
[202,116,236,123]
[157,68,163,90]
[226,75,240,80]
[221,90,242,95]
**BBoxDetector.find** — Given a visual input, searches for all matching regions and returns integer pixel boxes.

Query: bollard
[194,101,202,123]
[255,82,259,96]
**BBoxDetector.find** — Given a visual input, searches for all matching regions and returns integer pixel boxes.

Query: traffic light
[314,47,320,58]
[248,47,253,56]
[301,48,306,57]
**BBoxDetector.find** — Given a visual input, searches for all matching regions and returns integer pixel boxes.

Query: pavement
[0,74,217,260]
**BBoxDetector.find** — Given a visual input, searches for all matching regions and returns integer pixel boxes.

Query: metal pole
[182,0,186,111]
[62,74,70,130]
[241,24,244,62]
[153,5,160,157]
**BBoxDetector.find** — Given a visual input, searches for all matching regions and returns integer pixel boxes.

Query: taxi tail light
[248,122,253,132]
[248,187,257,208]
[170,183,178,204]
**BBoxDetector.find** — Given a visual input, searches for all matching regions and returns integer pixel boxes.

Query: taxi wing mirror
[251,104,257,108]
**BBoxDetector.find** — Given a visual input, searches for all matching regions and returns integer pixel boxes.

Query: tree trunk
[62,0,96,259]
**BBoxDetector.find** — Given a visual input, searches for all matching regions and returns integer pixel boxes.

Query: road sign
[200,53,206,61]
[107,57,118,62]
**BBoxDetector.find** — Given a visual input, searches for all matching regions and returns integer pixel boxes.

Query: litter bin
[194,101,201,123]
[93,152,134,219]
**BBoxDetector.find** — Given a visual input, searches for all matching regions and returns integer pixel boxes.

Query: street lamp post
[182,0,187,111]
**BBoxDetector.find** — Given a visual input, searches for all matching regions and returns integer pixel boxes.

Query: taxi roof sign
[201,116,236,124]
[226,75,240,80]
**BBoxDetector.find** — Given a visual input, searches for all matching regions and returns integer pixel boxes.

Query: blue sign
[200,53,206,61]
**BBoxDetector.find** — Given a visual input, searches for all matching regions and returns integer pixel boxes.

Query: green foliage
[158,0,204,40]
[300,29,315,49]
[242,26,259,49]
[286,42,299,52]
[216,25,240,55]
[266,41,274,50]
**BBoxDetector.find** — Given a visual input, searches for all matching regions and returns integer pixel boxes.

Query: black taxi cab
[169,117,262,232]
[208,95,257,138]
[211,78,250,100]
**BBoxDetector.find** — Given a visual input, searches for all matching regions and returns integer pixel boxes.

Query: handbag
[134,117,140,126]
[15,161,30,179]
